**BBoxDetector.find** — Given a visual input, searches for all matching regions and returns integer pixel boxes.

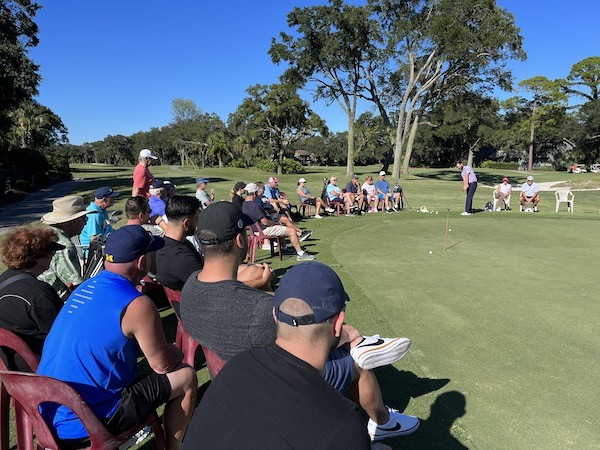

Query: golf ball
[435,211,438,214]
[449,229,451,232]
[429,251,433,254]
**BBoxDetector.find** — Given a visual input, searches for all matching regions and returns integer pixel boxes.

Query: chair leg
[14,401,33,450]
[1,388,9,450]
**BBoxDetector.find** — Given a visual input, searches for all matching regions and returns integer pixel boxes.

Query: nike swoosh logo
[360,339,385,347]
[378,423,403,432]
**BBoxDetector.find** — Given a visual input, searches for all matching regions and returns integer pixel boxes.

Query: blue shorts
[378,193,388,200]
[329,197,343,203]
[322,347,355,394]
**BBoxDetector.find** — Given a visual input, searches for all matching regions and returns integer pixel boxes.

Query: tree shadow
[372,366,468,448]
[413,170,525,187]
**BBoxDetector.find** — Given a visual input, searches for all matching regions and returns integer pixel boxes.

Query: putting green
[332,214,600,448]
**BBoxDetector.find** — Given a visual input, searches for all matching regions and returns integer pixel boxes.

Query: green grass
[7,164,600,448]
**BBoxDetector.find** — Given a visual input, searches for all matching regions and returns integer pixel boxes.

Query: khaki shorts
[261,225,287,237]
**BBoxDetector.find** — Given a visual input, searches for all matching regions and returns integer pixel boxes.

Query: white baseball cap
[526,176,534,181]
[245,183,259,193]
[139,149,158,159]
[298,178,307,183]
[379,171,386,176]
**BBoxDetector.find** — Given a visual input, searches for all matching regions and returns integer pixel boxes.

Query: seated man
[264,176,291,215]
[520,176,540,212]
[149,180,167,218]
[495,177,512,211]
[0,226,64,371]
[181,204,418,443]
[375,172,401,213]
[327,176,354,216]
[345,174,365,214]
[155,195,272,293]
[182,262,383,449]
[243,184,315,261]
[362,176,379,213]
[37,226,197,449]
[39,196,97,300]
[79,186,120,249]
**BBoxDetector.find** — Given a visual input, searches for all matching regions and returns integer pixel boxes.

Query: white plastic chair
[555,190,574,213]
[492,187,511,211]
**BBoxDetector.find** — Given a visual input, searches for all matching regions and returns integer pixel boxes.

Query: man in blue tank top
[38,225,197,449]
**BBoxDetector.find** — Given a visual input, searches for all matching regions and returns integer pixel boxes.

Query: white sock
[297,250,305,256]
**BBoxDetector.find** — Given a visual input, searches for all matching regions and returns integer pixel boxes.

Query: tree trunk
[277,147,284,176]
[346,113,355,177]
[467,149,474,167]
[401,114,420,175]
[218,156,223,168]
[528,100,537,171]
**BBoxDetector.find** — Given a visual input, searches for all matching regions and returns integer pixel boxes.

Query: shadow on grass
[414,169,530,187]
[372,366,467,448]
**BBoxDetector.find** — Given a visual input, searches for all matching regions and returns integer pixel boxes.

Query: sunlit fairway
[22,164,597,448]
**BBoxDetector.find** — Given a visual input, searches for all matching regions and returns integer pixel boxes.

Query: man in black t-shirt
[183,262,374,449]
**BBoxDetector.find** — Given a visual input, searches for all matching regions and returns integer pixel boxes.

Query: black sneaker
[299,230,312,242]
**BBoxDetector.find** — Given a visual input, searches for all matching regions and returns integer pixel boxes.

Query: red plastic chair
[246,223,284,264]
[297,195,316,218]
[163,287,201,367]
[200,346,227,379]
[0,328,40,450]
[0,370,166,450]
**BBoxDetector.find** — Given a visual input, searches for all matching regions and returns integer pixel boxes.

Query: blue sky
[31,0,599,145]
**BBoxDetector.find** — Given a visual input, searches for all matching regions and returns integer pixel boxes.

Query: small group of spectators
[323,171,403,216]
[0,149,423,449]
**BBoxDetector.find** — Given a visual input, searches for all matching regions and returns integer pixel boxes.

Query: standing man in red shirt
[132,149,158,198]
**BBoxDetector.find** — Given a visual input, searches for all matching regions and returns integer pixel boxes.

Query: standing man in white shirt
[456,161,477,215]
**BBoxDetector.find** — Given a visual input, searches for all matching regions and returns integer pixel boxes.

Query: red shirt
[132,163,154,198]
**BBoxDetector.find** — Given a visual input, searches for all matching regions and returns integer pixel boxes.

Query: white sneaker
[460,212,472,216]
[367,406,420,441]
[325,207,335,213]
[496,207,501,212]
[350,335,411,370]
[261,243,271,250]
[314,214,323,219]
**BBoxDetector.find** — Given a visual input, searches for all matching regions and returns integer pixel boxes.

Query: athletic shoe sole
[351,337,411,370]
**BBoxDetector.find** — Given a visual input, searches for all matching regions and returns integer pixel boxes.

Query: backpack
[485,201,493,212]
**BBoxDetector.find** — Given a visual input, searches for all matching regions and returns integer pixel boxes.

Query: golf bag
[82,240,105,281]
[485,201,494,212]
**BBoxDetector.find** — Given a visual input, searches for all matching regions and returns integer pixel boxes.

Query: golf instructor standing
[456,161,477,216]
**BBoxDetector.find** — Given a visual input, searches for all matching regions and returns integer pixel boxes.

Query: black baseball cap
[94,186,119,199]
[197,202,254,245]
[274,262,349,326]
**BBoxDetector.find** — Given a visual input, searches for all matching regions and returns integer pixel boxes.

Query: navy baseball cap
[197,202,254,245]
[274,262,349,326]
[196,177,209,184]
[150,179,166,189]
[94,186,119,199]
[104,225,165,263]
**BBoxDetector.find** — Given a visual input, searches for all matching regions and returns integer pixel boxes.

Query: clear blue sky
[31,0,599,145]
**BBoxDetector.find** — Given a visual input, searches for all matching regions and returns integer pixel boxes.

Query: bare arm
[132,186,140,197]
[122,295,183,374]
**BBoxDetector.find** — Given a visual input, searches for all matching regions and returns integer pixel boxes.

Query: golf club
[444,190,463,251]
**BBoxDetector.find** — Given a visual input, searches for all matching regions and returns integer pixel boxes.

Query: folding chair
[246,223,284,263]
[200,346,227,379]
[0,328,39,450]
[0,371,167,450]
[163,287,201,368]
[298,195,315,218]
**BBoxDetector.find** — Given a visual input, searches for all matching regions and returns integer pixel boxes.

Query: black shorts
[106,372,172,434]
[59,373,171,449]
[303,198,317,206]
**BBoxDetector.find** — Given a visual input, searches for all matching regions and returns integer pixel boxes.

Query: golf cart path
[0,179,89,234]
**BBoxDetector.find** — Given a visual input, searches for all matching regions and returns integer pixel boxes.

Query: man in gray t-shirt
[194,177,214,209]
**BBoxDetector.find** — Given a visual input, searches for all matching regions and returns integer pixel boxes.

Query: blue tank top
[37,270,141,439]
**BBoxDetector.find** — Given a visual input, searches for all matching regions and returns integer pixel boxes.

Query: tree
[368,0,525,178]
[517,76,567,170]
[207,130,229,168]
[0,0,41,145]
[171,98,201,123]
[561,56,600,102]
[9,99,66,149]
[230,83,327,175]
[270,0,375,176]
